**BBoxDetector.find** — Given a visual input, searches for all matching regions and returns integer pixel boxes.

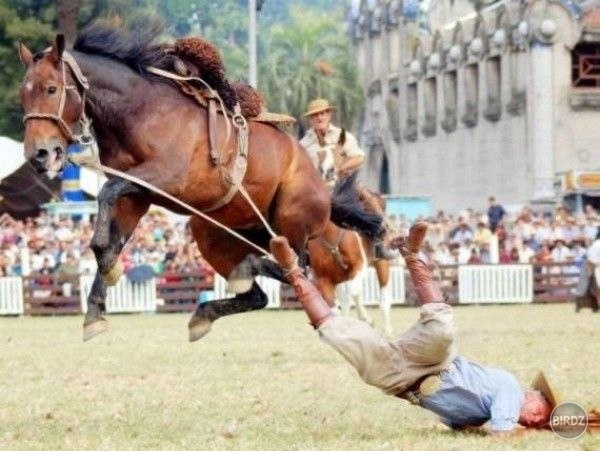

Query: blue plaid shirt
[419,356,523,432]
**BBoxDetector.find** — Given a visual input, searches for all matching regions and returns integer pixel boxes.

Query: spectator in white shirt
[518,241,536,264]
[550,239,573,263]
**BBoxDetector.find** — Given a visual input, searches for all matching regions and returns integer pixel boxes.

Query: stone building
[351,0,600,212]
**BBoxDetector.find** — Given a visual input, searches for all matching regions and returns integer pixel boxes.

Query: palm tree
[258,7,363,131]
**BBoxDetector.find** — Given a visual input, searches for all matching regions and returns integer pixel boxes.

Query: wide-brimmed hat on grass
[304,98,335,117]
[531,371,561,410]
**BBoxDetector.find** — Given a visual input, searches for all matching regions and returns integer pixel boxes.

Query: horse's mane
[73,21,245,112]
[74,20,173,75]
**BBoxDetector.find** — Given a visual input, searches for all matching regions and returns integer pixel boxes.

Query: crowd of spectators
[0,210,214,279]
[388,197,599,269]
[1,196,599,279]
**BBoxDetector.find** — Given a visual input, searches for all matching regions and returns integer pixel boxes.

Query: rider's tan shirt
[299,124,364,185]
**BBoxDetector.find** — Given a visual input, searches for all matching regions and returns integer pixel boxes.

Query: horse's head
[19,35,87,174]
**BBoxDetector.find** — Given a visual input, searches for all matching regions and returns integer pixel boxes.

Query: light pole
[248,0,257,87]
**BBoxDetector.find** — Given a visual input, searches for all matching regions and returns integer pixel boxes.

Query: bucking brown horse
[18,23,382,341]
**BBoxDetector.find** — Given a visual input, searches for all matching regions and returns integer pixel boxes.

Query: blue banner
[62,143,85,201]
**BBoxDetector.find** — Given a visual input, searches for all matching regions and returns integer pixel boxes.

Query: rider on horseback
[300,98,397,260]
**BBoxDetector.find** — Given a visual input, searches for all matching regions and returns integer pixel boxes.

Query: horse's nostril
[36,148,49,161]
[53,146,63,155]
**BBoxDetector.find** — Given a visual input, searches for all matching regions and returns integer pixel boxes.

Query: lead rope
[238,184,277,238]
[70,154,272,258]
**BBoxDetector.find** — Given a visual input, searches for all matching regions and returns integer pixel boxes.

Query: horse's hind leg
[349,270,373,326]
[84,179,149,341]
[189,282,268,342]
[335,283,350,316]
[187,218,270,341]
[374,259,393,336]
[227,254,287,293]
[379,284,393,336]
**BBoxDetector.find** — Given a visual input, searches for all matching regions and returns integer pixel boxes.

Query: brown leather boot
[270,236,333,327]
[391,222,443,304]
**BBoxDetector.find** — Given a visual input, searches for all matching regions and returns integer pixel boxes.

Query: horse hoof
[102,261,123,286]
[188,317,213,342]
[227,277,253,294]
[83,319,109,342]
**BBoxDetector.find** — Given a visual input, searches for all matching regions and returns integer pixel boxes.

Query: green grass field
[0,304,598,451]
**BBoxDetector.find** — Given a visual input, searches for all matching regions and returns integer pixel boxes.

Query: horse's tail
[329,172,384,239]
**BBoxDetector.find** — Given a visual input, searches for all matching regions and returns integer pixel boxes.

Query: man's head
[518,390,552,428]
[488,196,496,205]
[304,98,334,134]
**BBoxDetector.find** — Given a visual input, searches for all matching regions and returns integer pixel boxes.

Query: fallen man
[269,222,556,434]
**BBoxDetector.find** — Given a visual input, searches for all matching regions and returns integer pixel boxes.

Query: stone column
[529,41,556,200]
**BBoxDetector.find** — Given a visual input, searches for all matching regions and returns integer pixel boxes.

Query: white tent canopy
[0,136,105,197]
[0,136,25,179]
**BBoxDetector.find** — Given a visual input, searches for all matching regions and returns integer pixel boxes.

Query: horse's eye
[47,86,57,95]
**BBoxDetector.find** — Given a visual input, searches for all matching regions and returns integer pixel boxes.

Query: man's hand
[269,235,332,327]
[269,236,300,283]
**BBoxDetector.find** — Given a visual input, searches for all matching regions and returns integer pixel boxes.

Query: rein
[24,51,277,258]
[72,155,273,258]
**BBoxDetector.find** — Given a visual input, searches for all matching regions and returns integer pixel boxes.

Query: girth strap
[207,96,220,165]
[204,110,249,213]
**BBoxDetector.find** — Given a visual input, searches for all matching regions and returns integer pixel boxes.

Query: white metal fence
[80,275,156,313]
[338,266,405,306]
[458,265,533,304]
[0,263,580,316]
[0,277,24,315]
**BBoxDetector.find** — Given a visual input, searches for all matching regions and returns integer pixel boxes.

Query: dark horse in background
[18,23,382,341]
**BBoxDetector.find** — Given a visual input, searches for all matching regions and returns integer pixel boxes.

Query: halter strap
[22,50,90,144]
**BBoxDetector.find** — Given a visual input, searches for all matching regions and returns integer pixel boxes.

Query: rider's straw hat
[304,98,335,117]
[531,372,561,410]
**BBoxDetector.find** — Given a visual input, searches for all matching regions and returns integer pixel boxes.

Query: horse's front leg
[83,178,149,341]
[83,271,108,340]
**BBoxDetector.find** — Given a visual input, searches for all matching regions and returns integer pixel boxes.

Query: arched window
[462,63,479,127]
[443,25,463,132]
[423,77,437,136]
[484,56,502,121]
[405,82,418,141]
[442,70,458,132]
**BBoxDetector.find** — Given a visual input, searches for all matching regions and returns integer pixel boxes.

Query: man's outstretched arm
[269,236,333,328]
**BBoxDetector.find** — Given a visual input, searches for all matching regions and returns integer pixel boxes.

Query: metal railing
[459,264,533,304]
[0,263,592,316]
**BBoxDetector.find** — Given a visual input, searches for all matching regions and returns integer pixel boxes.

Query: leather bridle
[22,50,92,144]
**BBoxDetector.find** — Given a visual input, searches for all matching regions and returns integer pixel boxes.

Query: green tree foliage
[258,6,362,131]
[1,0,361,139]
[0,1,55,138]
[0,0,162,139]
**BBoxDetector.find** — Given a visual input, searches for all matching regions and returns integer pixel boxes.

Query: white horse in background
[335,235,396,336]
